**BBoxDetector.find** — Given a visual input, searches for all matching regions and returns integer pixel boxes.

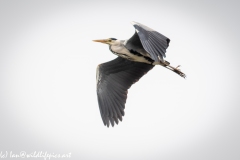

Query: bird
[93,21,186,127]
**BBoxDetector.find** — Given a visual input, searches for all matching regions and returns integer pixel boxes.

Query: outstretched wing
[129,21,170,62]
[96,57,154,127]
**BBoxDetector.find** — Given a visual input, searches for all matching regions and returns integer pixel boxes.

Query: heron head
[93,38,117,45]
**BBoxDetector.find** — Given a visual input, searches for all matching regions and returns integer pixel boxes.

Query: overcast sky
[0,0,240,160]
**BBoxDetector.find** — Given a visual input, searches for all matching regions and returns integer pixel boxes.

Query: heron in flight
[93,21,186,127]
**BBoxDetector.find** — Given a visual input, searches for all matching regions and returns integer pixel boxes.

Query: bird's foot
[172,65,186,78]
[159,61,186,78]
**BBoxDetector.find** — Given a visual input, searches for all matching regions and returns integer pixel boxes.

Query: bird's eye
[108,39,112,42]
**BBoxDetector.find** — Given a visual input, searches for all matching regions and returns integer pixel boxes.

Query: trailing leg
[153,61,186,78]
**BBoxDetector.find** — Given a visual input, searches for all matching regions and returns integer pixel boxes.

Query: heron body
[93,21,186,127]
[109,40,153,64]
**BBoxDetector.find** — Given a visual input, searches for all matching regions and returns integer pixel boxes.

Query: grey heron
[93,21,186,127]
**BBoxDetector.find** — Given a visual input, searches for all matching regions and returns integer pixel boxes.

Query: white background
[0,0,240,160]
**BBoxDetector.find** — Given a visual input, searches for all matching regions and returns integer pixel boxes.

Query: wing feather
[127,21,170,62]
[96,57,154,127]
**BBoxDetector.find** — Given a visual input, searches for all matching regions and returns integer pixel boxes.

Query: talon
[162,63,186,78]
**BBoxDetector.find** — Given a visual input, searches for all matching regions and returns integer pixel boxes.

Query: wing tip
[103,116,124,128]
[167,38,170,45]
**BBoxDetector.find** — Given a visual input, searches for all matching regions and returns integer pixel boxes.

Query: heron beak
[93,39,109,44]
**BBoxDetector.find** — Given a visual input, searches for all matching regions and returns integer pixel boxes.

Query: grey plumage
[94,21,185,127]
[96,57,154,127]
[130,21,170,61]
